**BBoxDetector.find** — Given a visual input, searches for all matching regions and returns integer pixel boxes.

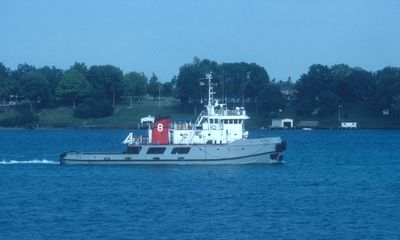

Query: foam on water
[0,159,58,164]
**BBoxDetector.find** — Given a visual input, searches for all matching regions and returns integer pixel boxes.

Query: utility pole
[241,72,250,108]
[222,70,226,103]
[112,86,116,107]
[158,84,161,108]
[241,73,244,108]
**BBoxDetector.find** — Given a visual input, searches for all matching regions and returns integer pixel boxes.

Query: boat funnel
[152,117,171,144]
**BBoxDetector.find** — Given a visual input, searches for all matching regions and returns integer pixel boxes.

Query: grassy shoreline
[1,98,400,130]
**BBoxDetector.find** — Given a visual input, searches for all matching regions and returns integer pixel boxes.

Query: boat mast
[206,73,215,115]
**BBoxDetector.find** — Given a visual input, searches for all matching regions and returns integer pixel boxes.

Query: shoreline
[2,126,400,131]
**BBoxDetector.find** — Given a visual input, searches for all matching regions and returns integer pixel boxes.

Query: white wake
[0,159,58,164]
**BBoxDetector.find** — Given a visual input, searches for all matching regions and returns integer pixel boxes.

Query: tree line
[294,64,400,117]
[1,58,400,126]
[0,62,171,124]
[175,57,285,114]
[176,59,400,118]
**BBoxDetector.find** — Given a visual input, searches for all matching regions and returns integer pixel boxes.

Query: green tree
[56,69,92,108]
[330,64,354,100]
[147,73,161,99]
[161,82,173,97]
[296,64,333,100]
[245,63,270,99]
[0,63,18,101]
[347,68,374,101]
[0,76,18,101]
[176,63,204,105]
[392,94,400,115]
[176,58,218,106]
[19,72,49,105]
[372,67,400,114]
[170,75,178,97]
[175,58,272,113]
[316,90,339,116]
[87,65,123,106]
[295,64,333,115]
[123,71,148,99]
[11,63,36,81]
[217,62,269,101]
[296,96,314,116]
[0,62,10,78]
[38,66,63,107]
[70,62,88,77]
[257,83,285,113]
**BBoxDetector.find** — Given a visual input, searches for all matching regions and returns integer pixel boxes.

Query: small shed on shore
[341,122,357,129]
[271,118,294,128]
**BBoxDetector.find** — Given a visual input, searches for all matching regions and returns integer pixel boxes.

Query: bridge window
[229,119,233,124]
[215,119,219,124]
[171,147,191,154]
[234,119,238,124]
[210,119,214,124]
[147,147,166,154]
[224,119,228,124]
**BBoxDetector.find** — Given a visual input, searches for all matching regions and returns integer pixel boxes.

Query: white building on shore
[271,118,294,129]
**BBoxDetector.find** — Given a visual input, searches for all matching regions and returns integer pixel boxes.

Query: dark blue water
[1,129,399,239]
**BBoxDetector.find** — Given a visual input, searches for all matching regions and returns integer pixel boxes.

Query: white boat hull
[60,138,286,165]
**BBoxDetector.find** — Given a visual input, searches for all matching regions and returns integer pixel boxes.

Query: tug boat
[60,74,286,165]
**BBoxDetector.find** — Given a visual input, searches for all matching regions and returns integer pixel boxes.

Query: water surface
[0,129,399,239]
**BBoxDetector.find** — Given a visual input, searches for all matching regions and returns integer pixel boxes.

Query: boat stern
[271,139,286,163]
[59,152,67,164]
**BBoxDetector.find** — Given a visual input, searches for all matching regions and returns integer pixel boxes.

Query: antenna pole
[207,73,212,106]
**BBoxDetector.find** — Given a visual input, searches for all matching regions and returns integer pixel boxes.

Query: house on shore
[271,118,294,129]
[340,122,358,129]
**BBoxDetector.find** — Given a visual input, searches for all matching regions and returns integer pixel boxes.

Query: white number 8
[157,123,163,132]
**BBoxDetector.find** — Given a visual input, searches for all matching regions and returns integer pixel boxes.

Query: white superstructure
[165,74,249,145]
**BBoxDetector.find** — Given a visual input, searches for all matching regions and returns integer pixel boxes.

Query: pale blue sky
[1,0,399,82]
